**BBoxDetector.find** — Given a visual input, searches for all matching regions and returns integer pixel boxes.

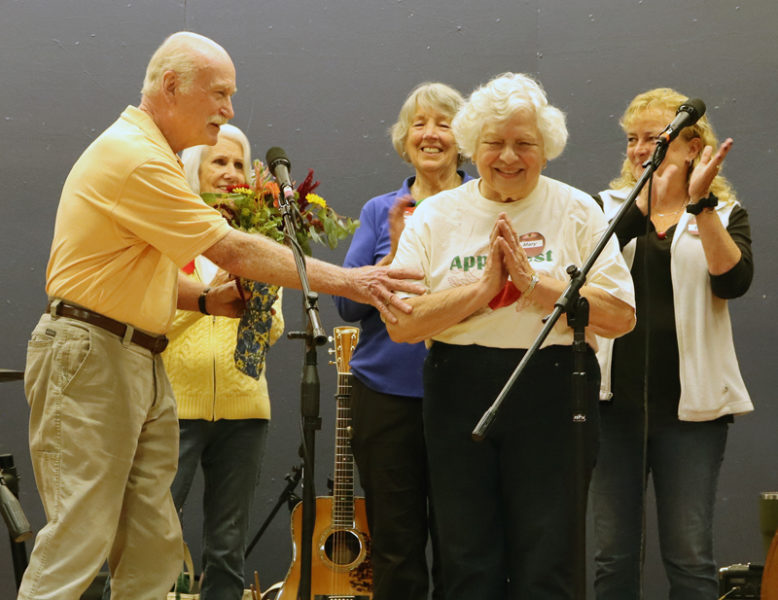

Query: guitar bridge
[314,596,370,600]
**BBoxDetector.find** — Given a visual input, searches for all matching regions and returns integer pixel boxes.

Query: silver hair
[390,82,465,163]
[452,72,568,161]
[181,123,252,194]
[141,31,228,97]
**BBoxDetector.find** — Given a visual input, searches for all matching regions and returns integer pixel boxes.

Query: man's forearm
[203,229,347,295]
[176,271,207,311]
[202,229,425,323]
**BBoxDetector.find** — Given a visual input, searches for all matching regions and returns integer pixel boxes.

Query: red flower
[295,169,320,210]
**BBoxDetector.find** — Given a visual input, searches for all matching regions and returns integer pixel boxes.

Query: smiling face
[174,53,237,150]
[625,109,702,180]
[199,136,246,193]
[474,108,545,203]
[404,104,459,178]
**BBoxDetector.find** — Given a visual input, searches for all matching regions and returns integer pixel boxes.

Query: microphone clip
[649,139,669,169]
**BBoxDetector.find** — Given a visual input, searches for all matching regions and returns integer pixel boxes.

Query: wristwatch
[198,287,211,315]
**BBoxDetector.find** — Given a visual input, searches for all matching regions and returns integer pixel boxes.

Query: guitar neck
[332,371,355,528]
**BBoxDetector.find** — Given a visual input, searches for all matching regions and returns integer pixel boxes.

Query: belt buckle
[153,337,169,354]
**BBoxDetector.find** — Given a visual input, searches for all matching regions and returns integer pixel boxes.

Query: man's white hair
[141,31,229,96]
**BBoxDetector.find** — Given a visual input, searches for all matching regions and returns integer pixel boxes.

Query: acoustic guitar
[275,326,373,600]
[763,528,778,599]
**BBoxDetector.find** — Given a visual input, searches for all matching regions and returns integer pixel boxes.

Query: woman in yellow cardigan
[169,124,284,600]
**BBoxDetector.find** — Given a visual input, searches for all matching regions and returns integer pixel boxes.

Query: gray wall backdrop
[1,1,776,598]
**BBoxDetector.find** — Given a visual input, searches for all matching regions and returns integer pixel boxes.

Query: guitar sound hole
[323,530,361,565]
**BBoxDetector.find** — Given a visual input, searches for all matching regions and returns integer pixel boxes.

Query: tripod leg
[245,465,302,558]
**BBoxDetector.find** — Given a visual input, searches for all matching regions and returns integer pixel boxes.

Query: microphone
[265,146,295,200]
[658,98,706,145]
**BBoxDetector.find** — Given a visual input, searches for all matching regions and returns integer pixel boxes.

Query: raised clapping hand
[388,195,415,256]
[688,137,733,202]
[688,138,741,275]
[377,195,415,267]
[638,137,733,213]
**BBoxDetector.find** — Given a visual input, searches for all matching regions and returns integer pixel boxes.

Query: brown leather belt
[47,301,169,354]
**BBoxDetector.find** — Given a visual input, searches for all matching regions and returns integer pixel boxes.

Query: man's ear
[161,70,178,100]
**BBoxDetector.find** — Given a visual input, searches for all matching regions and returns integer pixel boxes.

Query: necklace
[655,209,682,217]
[653,202,688,217]
[653,201,688,240]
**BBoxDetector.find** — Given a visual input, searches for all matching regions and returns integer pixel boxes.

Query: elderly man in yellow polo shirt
[19,31,422,600]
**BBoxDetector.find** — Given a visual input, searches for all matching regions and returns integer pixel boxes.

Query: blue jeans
[423,343,600,600]
[590,401,728,600]
[102,418,268,600]
[173,419,268,600]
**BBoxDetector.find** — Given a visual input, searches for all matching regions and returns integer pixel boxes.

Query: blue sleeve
[334,196,390,322]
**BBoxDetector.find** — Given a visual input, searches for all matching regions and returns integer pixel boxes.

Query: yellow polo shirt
[46,106,231,334]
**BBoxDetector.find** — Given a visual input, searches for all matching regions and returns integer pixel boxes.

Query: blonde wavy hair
[610,87,736,204]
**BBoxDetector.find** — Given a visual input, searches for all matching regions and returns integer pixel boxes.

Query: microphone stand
[1,453,32,591]
[1,371,31,592]
[244,464,302,559]
[276,182,328,600]
[471,142,669,598]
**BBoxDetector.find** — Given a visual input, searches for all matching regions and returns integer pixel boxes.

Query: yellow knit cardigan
[162,266,285,421]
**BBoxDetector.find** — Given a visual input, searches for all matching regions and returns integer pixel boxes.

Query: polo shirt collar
[121,105,184,168]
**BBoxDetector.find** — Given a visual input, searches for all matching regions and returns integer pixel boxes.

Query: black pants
[350,376,441,600]
[424,343,600,600]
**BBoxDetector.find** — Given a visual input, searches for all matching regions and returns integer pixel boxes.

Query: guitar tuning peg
[328,360,335,366]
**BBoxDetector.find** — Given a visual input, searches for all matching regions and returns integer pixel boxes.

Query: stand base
[719,563,762,598]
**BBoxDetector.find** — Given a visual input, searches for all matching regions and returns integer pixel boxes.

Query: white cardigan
[597,189,753,421]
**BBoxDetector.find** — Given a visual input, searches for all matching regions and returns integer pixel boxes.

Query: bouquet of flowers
[201,160,359,379]
[201,160,358,255]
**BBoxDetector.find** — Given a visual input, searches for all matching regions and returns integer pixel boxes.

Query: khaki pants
[18,313,182,600]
